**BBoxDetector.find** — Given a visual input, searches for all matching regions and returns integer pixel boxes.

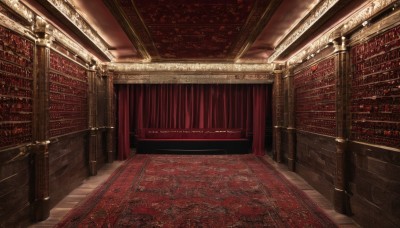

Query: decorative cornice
[341,0,398,34]
[108,63,276,73]
[287,0,398,64]
[113,73,274,84]
[1,0,34,23]
[288,34,332,65]
[0,12,33,38]
[52,27,94,63]
[350,7,400,46]
[34,16,53,46]
[268,0,340,62]
[0,2,97,63]
[43,0,114,60]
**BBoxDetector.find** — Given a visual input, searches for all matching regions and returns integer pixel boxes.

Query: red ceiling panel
[118,0,262,60]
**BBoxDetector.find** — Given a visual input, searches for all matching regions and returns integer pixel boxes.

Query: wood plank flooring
[30,155,359,227]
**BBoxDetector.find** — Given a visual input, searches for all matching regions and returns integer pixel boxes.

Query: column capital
[96,64,113,77]
[34,17,53,46]
[331,36,348,53]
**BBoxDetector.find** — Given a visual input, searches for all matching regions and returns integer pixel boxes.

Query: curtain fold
[117,85,131,160]
[252,85,267,156]
[117,84,271,158]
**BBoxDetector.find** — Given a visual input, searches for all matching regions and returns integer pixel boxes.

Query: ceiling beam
[234,0,282,61]
[34,0,114,61]
[103,0,159,62]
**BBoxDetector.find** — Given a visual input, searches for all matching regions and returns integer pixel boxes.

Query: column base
[287,158,295,171]
[32,197,50,221]
[334,188,347,214]
[89,161,97,176]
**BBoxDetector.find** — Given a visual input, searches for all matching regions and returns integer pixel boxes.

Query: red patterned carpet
[57,155,337,227]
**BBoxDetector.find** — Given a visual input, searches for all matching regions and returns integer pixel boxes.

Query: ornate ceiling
[106,0,280,61]
[20,0,367,63]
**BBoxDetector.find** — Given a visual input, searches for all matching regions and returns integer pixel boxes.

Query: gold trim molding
[287,0,398,64]
[0,12,34,38]
[1,0,101,63]
[52,28,94,63]
[43,0,114,60]
[1,0,34,23]
[268,0,340,62]
[113,73,274,84]
[108,63,276,73]
[341,0,398,34]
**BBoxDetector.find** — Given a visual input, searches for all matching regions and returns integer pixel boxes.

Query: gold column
[286,66,296,171]
[32,18,52,221]
[273,67,284,162]
[88,68,98,176]
[103,68,115,163]
[333,36,349,214]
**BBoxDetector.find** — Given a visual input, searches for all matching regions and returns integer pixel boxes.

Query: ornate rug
[57,155,337,227]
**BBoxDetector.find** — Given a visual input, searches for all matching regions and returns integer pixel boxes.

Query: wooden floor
[30,155,359,227]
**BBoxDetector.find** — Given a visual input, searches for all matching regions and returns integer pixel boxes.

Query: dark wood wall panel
[49,51,88,138]
[0,148,31,227]
[48,132,88,208]
[281,130,289,163]
[0,25,34,149]
[350,24,400,148]
[348,142,400,227]
[294,57,336,136]
[96,131,107,168]
[295,132,336,202]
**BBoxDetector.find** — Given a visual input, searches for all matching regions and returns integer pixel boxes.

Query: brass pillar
[88,69,98,175]
[333,36,349,214]
[103,68,115,163]
[286,67,296,171]
[32,18,52,221]
[273,68,284,162]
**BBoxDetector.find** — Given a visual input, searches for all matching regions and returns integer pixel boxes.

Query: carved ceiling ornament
[108,62,276,73]
[0,11,33,38]
[52,28,95,63]
[110,62,275,84]
[0,0,34,23]
[287,0,398,65]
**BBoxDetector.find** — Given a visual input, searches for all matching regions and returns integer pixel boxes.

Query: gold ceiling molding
[287,33,332,65]
[287,0,398,64]
[1,0,34,23]
[341,0,398,34]
[113,74,274,84]
[0,4,98,63]
[52,28,96,63]
[108,63,276,73]
[43,0,114,60]
[0,12,34,39]
[268,0,340,63]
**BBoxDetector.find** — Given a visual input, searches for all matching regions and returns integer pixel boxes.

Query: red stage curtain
[252,85,268,156]
[117,85,131,160]
[117,84,271,157]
